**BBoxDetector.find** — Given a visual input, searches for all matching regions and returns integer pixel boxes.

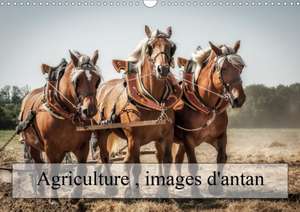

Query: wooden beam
[76,120,169,131]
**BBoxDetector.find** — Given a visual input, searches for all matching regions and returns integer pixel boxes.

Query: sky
[0,0,300,88]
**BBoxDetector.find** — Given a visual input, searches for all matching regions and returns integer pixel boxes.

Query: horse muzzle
[157,65,170,78]
[231,96,246,108]
[80,105,97,119]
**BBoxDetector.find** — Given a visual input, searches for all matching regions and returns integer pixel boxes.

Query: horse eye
[147,45,153,55]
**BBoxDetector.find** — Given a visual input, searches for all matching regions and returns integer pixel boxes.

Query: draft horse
[19,50,101,164]
[18,50,101,201]
[94,26,181,166]
[174,41,246,164]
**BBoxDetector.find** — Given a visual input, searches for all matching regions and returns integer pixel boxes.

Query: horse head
[42,50,102,120]
[143,25,176,79]
[208,41,246,108]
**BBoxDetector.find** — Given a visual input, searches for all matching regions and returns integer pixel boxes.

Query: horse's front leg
[183,135,197,164]
[208,132,228,195]
[123,131,141,197]
[95,130,110,163]
[45,147,65,205]
[216,132,228,164]
[124,132,141,163]
[70,141,90,202]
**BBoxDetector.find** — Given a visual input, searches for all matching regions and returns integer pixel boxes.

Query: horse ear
[209,41,222,56]
[69,50,79,67]
[233,40,241,53]
[166,26,172,38]
[177,57,188,68]
[41,64,52,75]
[112,60,128,73]
[145,25,152,38]
[91,50,99,65]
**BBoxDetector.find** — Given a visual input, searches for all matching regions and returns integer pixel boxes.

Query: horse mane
[192,44,245,68]
[127,30,174,72]
[192,47,212,65]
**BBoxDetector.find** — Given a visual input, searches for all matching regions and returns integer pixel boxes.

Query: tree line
[0,84,299,129]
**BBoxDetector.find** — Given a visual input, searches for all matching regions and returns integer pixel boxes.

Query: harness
[126,65,182,111]
[112,60,182,112]
[181,59,228,115]
[43,59,81,121]
[177,52,244,132]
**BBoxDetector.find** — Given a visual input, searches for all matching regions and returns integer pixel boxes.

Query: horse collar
[182,59,228,114]
[125,71,182,111]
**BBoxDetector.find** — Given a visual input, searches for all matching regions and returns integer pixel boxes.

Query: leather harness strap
[182,59,229,115]
[125,66,182,112]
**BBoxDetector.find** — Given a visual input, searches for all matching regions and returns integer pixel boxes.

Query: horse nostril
[158,65,170,76]
[82,108,89,116]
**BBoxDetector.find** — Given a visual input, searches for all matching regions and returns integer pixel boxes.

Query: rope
[175,110,217,132]
[173,70,227,99]
[47,82,78,110]
[124,71,226,100]
[0,131,18,152]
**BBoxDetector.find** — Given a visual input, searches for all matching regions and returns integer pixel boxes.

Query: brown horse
[94,26,180,166]
[19,50,101,164]
[174,41,246,165]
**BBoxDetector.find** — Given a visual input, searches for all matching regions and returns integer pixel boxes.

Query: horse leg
[155,142,163,163]
[209,132,228,195]
[175,144,185,163]
[70,141,90,202]
[216,132,228,163]
[30,147,44,163]
[95,130,110,163]
[123,132,141,197]
[124,133,140,163]
[155,135,173,198]
[45,148,65,205]
[182,136,201,196]
[183,135,197,163]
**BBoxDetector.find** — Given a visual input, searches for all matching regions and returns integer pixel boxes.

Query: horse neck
[140,58,167,101]
[195,56,222,108]
[57,64,77,111]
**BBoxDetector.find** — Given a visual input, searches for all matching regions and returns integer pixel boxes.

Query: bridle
[45,58,100,122]
[149,51,173,66]
[213,54,244,102]
[71,58,100,107]
[146,38,176,67]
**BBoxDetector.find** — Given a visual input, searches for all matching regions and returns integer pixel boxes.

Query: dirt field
[0,129,299,211]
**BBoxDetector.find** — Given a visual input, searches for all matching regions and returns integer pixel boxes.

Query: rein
[47,82,78,111]
[175,57,233,132]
